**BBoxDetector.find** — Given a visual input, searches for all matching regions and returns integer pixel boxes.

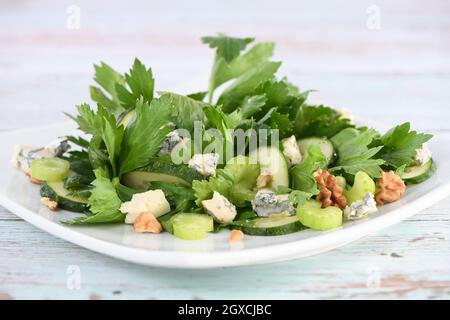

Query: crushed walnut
[229,229,244,242]
[133,212,162,233]
[314,169,347,209]
[256,170,273,189]
[375,171,406,205]
[25,172,41,185]
[41,197,58,211]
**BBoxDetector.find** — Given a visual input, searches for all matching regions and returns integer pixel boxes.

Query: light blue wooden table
[1,0,449,299]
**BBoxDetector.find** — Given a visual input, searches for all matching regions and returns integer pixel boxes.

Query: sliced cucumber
[345,171,376,205]
[231,215,304,236]
[296,206,343,231]
[249,146,289,190]
[40,181,88,213]
[30,158,70,182]
[172,213,213,240]
[401,160,436,185]
[297,137,335,165]
[122,156,205,191]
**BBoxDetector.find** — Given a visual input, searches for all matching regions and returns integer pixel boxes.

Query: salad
[12,34,436,241]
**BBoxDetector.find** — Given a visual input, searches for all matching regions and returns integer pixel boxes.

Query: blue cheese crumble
[188,153,219,176]
[251,189,295,217]
[160,130,189,155]
[344,192,378,221]
[414,143,432,166]
[202,191,237,223]
[11,138,70,173]
[282,135,302,167]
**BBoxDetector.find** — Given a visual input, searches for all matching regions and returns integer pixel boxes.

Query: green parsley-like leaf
[218,61,281,112]
[66,170,124,224]
[294,105,354,138]
[65,103,102,135]
[288,190,313,207]
[291,144,328,194]
[210,42,275,95]
[192,169,234,207]
[240,94,267,119]
[90,62,125,114]
[119,96,173,175]
[202,34,254,63]
[115,58,154,108]
[160,92,207,133]
[375,122,433,168]
[330,128,385,178]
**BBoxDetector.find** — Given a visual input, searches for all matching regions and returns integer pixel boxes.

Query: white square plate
[1,122,449,269]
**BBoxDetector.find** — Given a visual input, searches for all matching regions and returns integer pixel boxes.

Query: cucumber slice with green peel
[231,215,304,236]
[172,213,213,240]
[296,206,343,231]
[297,137,335,165]
[30,158,70,182]
[123,171,191,190]
[40,181,88,213]
[344,171,376,205]
[122,156,205,191]
[249,146,289,190]
[401,160,436,185]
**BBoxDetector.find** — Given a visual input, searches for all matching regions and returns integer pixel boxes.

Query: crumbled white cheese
[11,138,70,173]
[45,138,70,157]
[11,145,55,173]
[282,135,302,167]
[160,130,188,155]
[344,192,378,221]
[119,189,171,224]
[202,191,237,223]
[414,143,432,166]
[337,108,355,124]
[251,189,295,217]
[188,153,219,176]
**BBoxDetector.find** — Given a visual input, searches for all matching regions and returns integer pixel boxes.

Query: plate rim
[1,124,450,269]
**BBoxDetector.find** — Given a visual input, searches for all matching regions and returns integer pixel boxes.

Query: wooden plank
[0,209,448,300]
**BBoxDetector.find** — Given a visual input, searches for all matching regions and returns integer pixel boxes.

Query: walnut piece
[314,169,347,209]
[256,170,273,189]
[25,172,41,185]
[375,171,406,205]
[229,229,244,242]
[41,197,58,211]
[133,212,162,233]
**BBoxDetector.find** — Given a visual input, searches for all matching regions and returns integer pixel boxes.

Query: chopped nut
[314,169,347,209]
[256,170,273,189]
[133,212,162,233]
[25,172,41,185]
[375,171,406,205]
[41,197,58,211]
[229,229,244,242]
